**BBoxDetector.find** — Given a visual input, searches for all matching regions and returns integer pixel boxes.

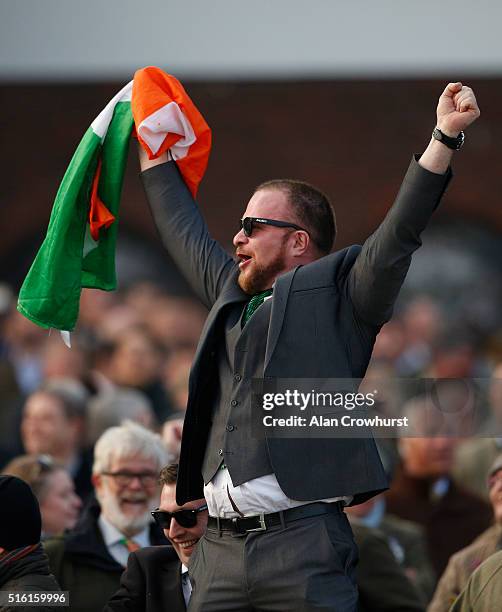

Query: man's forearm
[140,156,234,309]
[348,157,451,327]
[418,138,453,175]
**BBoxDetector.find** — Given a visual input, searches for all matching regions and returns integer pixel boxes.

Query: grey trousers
[187,506,358,611]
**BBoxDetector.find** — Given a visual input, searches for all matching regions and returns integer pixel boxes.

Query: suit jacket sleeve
[347,157,452,327]
[140,161,235,309]
[103,552,145,612]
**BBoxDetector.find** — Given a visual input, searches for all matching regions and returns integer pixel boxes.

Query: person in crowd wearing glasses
[1,455,81,539]
[105,463,208,612]
[43,421,169,612]
[139,82,480,610]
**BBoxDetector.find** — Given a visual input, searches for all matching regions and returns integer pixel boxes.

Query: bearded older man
[43,421,169,612]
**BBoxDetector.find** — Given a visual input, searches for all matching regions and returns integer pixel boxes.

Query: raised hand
[419,82,480,173]
[436,82,480,137]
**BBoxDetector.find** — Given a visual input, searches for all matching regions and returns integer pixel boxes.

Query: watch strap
[432,127,465,150]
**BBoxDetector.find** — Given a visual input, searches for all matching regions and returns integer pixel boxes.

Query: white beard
[97,487,154,535]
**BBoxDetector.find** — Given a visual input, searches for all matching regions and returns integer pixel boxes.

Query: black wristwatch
[432,127,465,150]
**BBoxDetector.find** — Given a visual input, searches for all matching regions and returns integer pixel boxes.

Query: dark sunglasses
[240,217,307,238]
[151,504,208,529]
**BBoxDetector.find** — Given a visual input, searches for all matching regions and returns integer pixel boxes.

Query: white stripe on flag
[137,101,196,159]
[91,81,133,140]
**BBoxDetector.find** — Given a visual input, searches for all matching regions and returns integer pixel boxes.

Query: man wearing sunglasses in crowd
[138,82,480,610]
[105,463,208,612]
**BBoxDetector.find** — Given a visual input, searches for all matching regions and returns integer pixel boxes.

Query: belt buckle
[245,513,267,532]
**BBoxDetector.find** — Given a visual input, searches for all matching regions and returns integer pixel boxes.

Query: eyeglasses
[101,471,158,487]
[151,504,208,529]
[240,217,307,238]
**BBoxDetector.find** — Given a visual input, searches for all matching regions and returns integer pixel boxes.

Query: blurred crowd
[0,282,206,473]
[1,279,502,611]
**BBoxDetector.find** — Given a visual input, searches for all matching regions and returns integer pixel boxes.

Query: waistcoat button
[226,424,235,432]
[231,399,238,407]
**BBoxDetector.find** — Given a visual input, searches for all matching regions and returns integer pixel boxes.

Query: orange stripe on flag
[132,67,211,198]
[89,158,115,241]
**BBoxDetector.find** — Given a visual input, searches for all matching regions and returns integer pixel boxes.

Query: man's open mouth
[237,253,252,268]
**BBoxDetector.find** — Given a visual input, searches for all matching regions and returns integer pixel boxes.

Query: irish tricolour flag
[17,67,211,334]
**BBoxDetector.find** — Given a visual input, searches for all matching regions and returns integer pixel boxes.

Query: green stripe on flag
[82,102,134,289]
[18,101,133,331]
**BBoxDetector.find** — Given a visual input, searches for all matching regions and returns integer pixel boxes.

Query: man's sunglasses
[150,504,208,529]
[240,217,307,238]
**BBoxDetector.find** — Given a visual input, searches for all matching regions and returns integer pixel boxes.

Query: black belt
[207,501,344,534]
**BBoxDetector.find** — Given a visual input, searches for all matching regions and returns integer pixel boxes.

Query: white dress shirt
[204,467,352,518]
[98,514,150,567]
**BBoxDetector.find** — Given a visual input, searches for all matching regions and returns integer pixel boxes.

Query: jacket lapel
[264,266,298,371]
[190,263,298,384]
[189,267,248,387]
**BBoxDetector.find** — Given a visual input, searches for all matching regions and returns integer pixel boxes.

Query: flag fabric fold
[17,67,211,332]
[133,66,212,198]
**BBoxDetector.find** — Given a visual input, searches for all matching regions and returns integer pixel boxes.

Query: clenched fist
[436,82,480,137]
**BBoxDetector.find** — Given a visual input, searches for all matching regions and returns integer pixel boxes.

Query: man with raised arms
[139,83,479,610]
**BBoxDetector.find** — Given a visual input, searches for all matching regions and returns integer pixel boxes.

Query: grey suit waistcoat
[202,297,273,485]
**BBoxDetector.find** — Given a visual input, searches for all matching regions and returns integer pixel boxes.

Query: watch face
[433,127,464,149]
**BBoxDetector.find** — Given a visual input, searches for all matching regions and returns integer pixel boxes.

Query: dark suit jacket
[141,158,451,506]
[104,546,185,612]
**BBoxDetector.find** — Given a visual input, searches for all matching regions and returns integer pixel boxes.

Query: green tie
[120,537,140,553]
[242,289,273,327]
